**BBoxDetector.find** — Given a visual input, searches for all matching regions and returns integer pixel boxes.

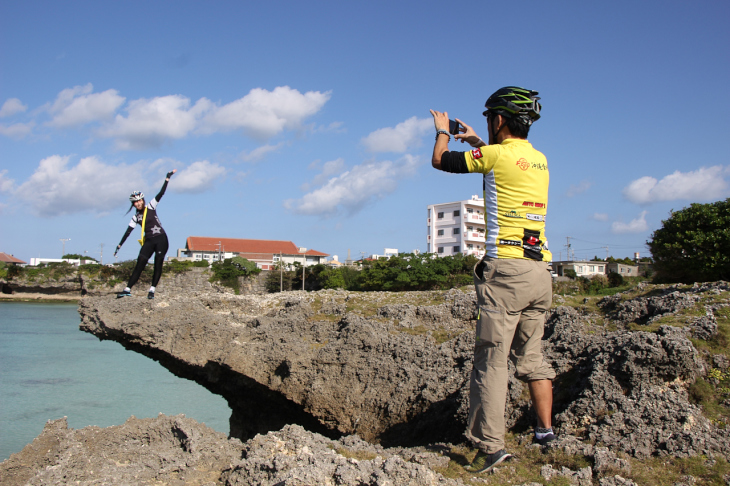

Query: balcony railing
[464,213,485,223]
[463,231,486,242]
[463,249,485,257]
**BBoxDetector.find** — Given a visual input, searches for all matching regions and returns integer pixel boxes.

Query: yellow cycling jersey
[464,138,552,261]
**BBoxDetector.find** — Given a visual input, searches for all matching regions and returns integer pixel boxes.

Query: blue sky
[1,1,729,264]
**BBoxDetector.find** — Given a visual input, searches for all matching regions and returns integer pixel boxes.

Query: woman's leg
[150,235,169,288]
[127,240,155,289]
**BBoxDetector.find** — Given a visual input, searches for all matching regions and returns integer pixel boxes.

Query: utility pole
[564,237,572,262]
[60,238,71,259]
[100,243,104,265]
[601,246,609,261]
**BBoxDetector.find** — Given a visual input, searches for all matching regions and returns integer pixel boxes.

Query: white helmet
[129,191,144,202]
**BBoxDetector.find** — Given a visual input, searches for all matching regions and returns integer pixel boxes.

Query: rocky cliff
[3,282,729,485]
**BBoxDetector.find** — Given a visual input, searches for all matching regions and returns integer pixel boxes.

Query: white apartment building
[427,195,486,258]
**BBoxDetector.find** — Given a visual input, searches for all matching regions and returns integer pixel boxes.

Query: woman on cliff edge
[114,170,176,299]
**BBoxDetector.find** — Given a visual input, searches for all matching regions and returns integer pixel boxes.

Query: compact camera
[448,119,463,135]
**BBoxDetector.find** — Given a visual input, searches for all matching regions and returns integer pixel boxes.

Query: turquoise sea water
[0,301,231,462]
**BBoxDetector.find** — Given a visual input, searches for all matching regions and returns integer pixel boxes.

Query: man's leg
[467,342,510,453]
[528,379,553,429]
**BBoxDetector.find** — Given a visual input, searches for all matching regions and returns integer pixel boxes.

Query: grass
[431,437,730,485]
[435,436,592,485]
[333,447,378,462]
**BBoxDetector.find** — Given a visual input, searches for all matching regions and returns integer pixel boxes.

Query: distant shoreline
[0,292,82,303]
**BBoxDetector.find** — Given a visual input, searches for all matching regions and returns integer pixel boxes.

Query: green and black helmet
[483,86,541,126]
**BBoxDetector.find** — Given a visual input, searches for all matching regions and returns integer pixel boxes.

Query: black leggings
[127,234,169,289]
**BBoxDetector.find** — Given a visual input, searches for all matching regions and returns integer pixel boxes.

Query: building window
[467,226,473,231]
[453,210,460,217]
[467,244,473,249]
[437,212,444,219]
[437,247,444,254]
[621,268,624,273]
[467,208,474,213]
[453,246,460,253]
[453,228,460,235]
[437,229,444,236]
[589,266,595,272]
[598,266,604,271]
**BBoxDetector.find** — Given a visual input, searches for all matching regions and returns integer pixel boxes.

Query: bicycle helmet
[483,86,541,126]
[129,191,144,202]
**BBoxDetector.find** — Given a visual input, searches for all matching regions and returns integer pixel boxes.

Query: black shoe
[147,291,155,299]
[117,290,131,298]
[535,431,557,446]
[465,449,512,473]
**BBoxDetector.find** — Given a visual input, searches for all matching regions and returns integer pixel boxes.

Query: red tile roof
[0,252,26,264]
[185,237,328,257]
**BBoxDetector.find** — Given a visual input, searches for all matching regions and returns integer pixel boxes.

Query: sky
[1,0,729,264]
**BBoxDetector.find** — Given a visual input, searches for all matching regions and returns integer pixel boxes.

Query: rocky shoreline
[2,282,729,485]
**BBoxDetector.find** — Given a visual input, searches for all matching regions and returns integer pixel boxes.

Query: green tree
[210,257,261,293]
[647,198,730,283]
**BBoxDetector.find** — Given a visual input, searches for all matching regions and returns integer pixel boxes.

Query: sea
[0,301,231,462]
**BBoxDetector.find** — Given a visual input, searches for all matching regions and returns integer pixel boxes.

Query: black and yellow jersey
[464,138,551,261]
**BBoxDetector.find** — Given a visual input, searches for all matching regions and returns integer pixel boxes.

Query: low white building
[427,195,486,258]
[552,261,606,277]
[369,248,399,259]
[28,257,97,267]
[177,237,328,270]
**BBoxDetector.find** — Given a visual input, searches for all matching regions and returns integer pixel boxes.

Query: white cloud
[302,158,346,191]
[0,98,27,117]
[0,170,15,192]
[47,84,125,128]
[623,166,728,204]
[285,154,422,215]
[0,122,34,139]
[239,143,285,162]
[98,95,213,150]
[592,213,609,221]
[200,86,331,139]
[171,160,226,193]
[566,180,592,197]
[611,211,648,234]
[361,117,432,153]
[14,155,145,216]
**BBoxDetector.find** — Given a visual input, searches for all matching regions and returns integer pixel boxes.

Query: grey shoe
[147,291,155,299]
[535,430,557,446]
[465,449,512,473]
[117,290,131,298]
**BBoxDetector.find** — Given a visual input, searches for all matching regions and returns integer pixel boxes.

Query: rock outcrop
[77,289,477,446]
[75,284,730,461]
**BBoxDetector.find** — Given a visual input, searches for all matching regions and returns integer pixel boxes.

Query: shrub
[210,257,261,293]
[607,272,624,287]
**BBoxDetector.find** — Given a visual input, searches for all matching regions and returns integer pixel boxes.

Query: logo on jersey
[522,201,546,208]
[472,148,483,159]
[516,158,530,171]
[503,210,523,219]
[499,239,522,247]
[526,213,544,221]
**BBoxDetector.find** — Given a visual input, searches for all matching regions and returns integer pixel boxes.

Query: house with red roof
[176,237,328,270]
[0,252,26,266]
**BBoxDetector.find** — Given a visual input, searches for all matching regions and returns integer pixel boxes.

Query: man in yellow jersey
[430,87,556,473]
